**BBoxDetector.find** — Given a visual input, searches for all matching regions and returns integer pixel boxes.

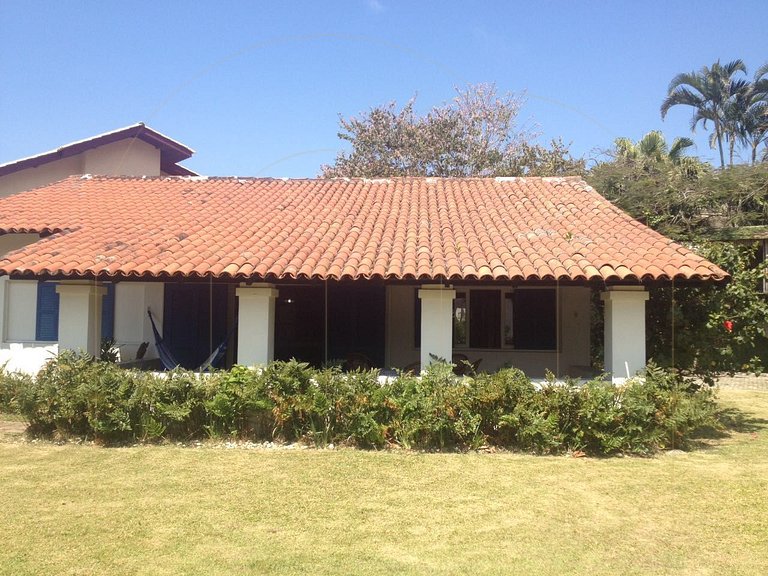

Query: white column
[56,283,107,356]
[601,286,649,383]
[418,285,455,370]
[236,284,278,366]
[114,282,164,360]
[0,276,6,342]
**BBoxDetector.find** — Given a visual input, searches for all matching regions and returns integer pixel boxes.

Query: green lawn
[1,389,766,576]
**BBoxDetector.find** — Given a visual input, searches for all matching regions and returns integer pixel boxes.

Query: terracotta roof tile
[0,175,728,283]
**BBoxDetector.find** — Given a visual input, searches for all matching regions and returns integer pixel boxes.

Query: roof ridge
[58,174,591,183]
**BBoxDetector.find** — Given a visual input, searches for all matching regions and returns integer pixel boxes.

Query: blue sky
[1,1,766,177]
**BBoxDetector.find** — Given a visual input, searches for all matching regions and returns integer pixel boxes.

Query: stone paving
[714,374,768,391]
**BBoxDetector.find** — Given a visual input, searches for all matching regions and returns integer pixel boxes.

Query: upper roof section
[0,175,728,284]
[0,123,197,178]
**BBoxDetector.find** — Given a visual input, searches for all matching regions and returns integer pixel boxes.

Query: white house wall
[0,155,84,198]
[0,139,162,198]
[0,233,41,345]
[0,280,58,373]
[5,280,37,341]
[0,234,56,373]
[114,282,164,362]
[385,285,591,376]
[82,139,161,177]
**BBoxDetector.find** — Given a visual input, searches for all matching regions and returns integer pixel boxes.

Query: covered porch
[2,272,649,383]
[2,275,650,382]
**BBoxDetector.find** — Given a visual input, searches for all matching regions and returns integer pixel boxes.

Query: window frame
[451,286,558,352]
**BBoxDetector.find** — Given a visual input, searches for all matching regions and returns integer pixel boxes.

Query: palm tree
[614,131,694,165]
[661,59,748,169]
[740,63,768,165]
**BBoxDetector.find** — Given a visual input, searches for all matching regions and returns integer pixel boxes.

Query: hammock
[147,309,235,372]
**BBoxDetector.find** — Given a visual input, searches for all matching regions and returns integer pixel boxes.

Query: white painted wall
[82,139,161,177]
[56,283,106,356]
[1,234,54,374]
[114,282,164,361]
[0,342,58,374]
[5,280,37,341]
[236,285,278,366]
[602,287,649,383]
[385,285,592,376]
[418,286,455,369]
[0,234,42,353]
[0,276,58,374]
[0,138,162,198]
[0,155,83,198]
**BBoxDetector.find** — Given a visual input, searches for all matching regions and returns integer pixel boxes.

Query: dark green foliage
[645,242,768,379]
[10,357,719,455]
[0,367,33,414]
[263,360,388,447]
[589,155,768,378]
[202,365,272,439]
[387,363,482,449]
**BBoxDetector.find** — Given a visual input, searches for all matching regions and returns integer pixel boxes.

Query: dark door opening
[328,284,385,367]
[163,283,229,369]
[273,283,386,368]
[274,285,325,366]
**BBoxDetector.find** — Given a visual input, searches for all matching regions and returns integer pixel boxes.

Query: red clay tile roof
[0,175,728,283]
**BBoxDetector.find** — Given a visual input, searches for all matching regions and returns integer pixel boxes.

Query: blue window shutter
[101,283,116,341]
[35,282,60,341]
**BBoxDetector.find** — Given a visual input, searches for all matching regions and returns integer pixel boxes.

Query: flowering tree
[322,84,585,178]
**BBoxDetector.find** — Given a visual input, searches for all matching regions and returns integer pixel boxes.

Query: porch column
[236,284,278,366]
[114,282,164,361]
[56,283,107,356]
[601,286,649,383]
[418,285,456,370]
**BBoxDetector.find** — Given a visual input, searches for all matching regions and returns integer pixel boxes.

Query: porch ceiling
[0,175,728,283]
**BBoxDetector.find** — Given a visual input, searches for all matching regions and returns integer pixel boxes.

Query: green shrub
[502,378,579,454]
[466,367,535,446]
[22,350,100,437]
[310,367,389,448]
[11,355,720,454]
[130,369,208,441]
[387,362,481,450]
[261,359,319,441]
[0,366,33,415]
[642,363,719,449]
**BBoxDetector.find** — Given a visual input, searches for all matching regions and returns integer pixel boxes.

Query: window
[468,290,500,348]
[35,282,59,341]
[101,283,116,341]
[34,281,116,342]
[451,288,557,350]
[453,292,468,346]
[512,289,557,350]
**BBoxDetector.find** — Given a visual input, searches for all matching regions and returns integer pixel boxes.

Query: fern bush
[9,355,719,454]
[0,366,33,415]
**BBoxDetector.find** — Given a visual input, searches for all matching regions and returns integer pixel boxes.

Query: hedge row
[0,352,718,454]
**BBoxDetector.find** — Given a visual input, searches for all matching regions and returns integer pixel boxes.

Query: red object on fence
[724,320,734,333]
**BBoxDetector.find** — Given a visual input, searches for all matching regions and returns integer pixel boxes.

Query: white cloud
[367,0,385,13]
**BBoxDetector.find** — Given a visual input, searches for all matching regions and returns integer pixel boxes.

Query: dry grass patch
[0,389,766,576]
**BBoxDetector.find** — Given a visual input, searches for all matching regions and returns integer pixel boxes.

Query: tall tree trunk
[729,137,735,167]
[715,123,726,169]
